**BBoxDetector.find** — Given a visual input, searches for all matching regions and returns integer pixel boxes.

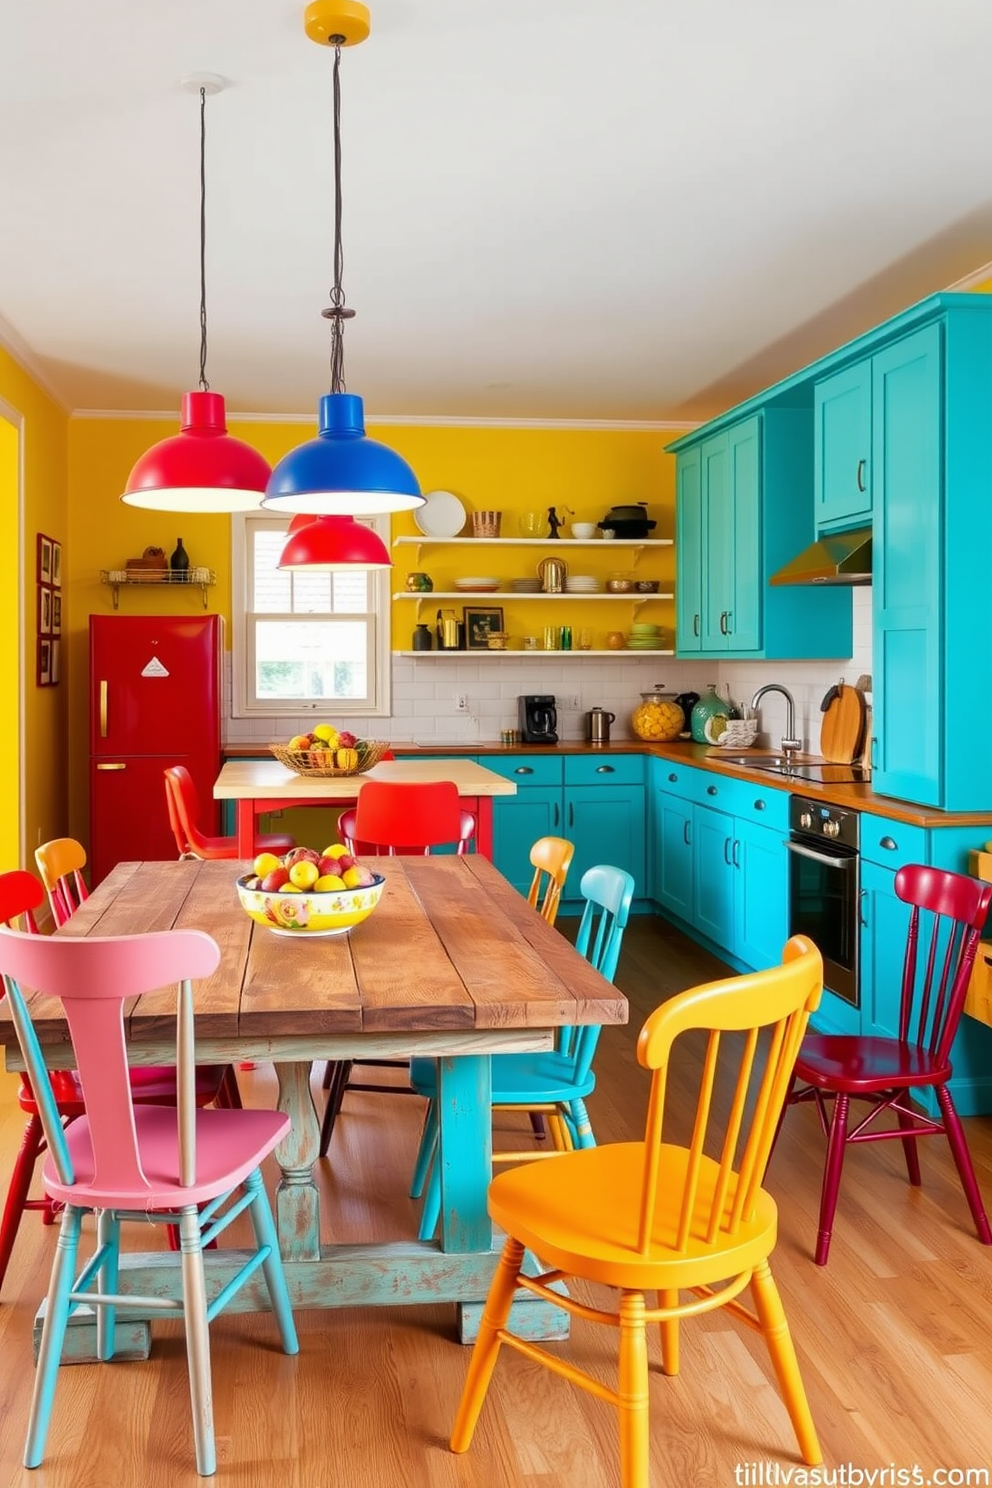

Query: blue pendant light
[264,2,423,518]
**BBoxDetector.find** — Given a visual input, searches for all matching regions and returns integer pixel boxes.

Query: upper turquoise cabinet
[673,408,852,659]
[814,361,872,531]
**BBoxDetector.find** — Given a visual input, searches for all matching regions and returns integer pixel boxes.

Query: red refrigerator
[89,614,223,886]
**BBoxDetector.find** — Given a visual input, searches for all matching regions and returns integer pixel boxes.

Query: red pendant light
[121,76,270,513]
[277,513,392,570]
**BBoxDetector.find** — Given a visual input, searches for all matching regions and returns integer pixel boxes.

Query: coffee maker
[519,694,558,745]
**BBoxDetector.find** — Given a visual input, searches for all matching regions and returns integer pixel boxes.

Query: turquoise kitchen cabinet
[649,759,788,971]
[489,754,646,904]
[814,360,872,530]
[672,409,852,660]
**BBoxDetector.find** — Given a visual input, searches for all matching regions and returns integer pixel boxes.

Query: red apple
[316,854,339,876]
[260,866,291,891]
[284,846,321,867]
[337,730,358,748]
[352,865,377,887]
[336,853,356,873]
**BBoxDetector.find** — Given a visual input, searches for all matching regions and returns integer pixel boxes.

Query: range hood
[769,527,872,586]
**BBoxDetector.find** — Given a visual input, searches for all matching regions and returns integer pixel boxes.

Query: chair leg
[450,1236,526,1453]
[749,1259,822,1465]
[658,1288,680,1376]
[95,1209,120,1361]
[244,1168,300,1355]
[935,1083,992,1245]
[528,1112,547,1140]
[24,1205,82,1468]
[0,1113,45,1289]
[410,1100,439,1200]
[895,1093,922,1186]
[216,1066,243,1110]
[318,1061,353,1157]
[567,1096,595,1149]
[617,1290,651,1488]
[814,1091,849,1266]
[419,1161,441,1242]
[178,1205,217,1478]
[768,1072,799,1161]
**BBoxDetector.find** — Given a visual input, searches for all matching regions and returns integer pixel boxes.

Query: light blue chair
[409,863,635,1242]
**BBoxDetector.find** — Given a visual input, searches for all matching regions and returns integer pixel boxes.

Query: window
[231,513,392,718]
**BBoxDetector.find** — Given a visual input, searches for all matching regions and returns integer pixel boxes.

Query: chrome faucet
[750,684,801,760]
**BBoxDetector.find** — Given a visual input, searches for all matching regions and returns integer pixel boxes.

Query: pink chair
[0,920,299,1475]
[0,866,239,1294]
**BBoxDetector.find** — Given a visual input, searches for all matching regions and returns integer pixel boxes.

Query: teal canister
[690,683,727,743]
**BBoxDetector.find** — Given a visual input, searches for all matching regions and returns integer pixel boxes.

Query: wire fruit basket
[269,741,392,778]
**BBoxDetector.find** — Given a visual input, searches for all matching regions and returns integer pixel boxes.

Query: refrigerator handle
[96,763,126,771]
[99,680,108,738]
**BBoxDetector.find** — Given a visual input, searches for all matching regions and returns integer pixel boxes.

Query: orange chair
[164,764,295,860]
[32,838,89,925]
[526,835,575,926]
[319,779,475,1156]
[450,936,825,1488]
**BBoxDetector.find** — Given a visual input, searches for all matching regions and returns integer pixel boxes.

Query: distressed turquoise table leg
[437,1055,568,1345]
[273,1060,322,1262]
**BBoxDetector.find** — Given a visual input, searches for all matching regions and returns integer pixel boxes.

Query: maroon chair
[783,863,992,1265]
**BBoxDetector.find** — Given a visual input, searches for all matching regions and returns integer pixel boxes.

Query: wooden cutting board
[820,682,866,763]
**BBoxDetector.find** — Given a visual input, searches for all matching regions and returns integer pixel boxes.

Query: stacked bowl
[626,622,663,650]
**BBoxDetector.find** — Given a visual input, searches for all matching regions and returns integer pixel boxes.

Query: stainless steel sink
[714,754,794,771]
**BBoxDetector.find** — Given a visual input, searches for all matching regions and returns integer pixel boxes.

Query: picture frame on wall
[51,591,61,637]
[37,584,51,636]
[37,533,53,584]
[51,541,62,588]
[50,639,60,686]
[37,637,51,687]
[464,605,505,650]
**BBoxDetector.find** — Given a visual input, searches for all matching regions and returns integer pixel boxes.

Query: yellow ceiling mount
[304,1,370,46]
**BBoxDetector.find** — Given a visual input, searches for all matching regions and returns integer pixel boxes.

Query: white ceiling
[2,0,992,423]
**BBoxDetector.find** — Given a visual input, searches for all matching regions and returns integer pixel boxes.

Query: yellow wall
[0,413,19,867]
[66,415,686,844]
[0,348,68,868]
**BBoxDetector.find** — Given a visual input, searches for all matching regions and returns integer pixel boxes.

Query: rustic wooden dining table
[213,757,517,859]
[0,854,627,1347]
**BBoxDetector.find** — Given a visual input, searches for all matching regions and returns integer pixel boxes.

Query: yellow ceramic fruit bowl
[236,872,385,937]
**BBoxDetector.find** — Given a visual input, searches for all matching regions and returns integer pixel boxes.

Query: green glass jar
[690,683,726,744]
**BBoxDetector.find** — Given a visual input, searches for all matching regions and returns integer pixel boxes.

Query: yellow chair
[450,936,824,1488]
[526,835,575,926]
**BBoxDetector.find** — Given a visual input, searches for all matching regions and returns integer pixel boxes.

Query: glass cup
[543,625,561,651]
[523,635,539,650]
[578,628,593,651]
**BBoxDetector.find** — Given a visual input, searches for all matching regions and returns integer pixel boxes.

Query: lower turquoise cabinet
[692,804,736,948]
[654,792,693,922]
[734,817,789,972]
[489,754,646,905]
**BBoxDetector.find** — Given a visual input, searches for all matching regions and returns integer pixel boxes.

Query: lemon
[314,873,346,892]
[321,843,350,859]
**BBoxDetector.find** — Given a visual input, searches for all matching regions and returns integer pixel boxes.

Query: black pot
[597,518,656,537]
[604,503,651,520]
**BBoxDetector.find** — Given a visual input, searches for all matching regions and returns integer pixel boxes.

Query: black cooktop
[758,761,871,784]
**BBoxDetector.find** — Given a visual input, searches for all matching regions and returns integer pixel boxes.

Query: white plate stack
[564,575,602,593]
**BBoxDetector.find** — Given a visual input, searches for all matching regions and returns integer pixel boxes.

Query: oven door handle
[784,839,857,869]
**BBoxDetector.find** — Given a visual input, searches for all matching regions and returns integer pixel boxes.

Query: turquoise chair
[409,863,635,1242]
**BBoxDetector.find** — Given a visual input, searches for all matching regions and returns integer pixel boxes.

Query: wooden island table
[213,757,516,860]
[1,855,626,1347]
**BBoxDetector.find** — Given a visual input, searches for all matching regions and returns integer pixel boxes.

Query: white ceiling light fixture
[120,74,271,513]
[263,1,424,519]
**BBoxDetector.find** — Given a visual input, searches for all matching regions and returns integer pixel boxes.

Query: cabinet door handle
[870,734,877,767]
[96,762,126,771]
[859,887,868,927]
[856,458,866,492]
[754,798,765,811]
[724,836,733,865]
[879,836,897,852]
[553,802,559,826]
[514,766,534,775]
[99,680,108,738]
[569,802,574,828]
[720,610,729,635]
[683,820,691,846]
[595,764,615,774]
[707,785,718,796]
[732,838,740,868]
[693,613,700,636]
[668,772,678,783]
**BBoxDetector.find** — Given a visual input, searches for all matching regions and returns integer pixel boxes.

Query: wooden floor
[1,916,991,1486]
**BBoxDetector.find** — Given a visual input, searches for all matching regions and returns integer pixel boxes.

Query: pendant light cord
[324,38,355,394]
[198,85,210,392]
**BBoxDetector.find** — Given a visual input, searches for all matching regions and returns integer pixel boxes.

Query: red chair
[782,863,992,1265]
[0,867,240,1293]
[164,764,295,860]
[320,780,475,1157]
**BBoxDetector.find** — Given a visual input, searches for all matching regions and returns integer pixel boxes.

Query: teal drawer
[730,782,789,832]
[860,812,929,869]
[484,753,564,788]
[565,754,644,788]
[653,760,699,799]
[683,770,748,811]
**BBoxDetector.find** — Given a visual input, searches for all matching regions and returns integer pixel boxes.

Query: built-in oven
[785,795,860,1006]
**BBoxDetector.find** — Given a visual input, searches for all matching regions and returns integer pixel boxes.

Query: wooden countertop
[222,741,992,830]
